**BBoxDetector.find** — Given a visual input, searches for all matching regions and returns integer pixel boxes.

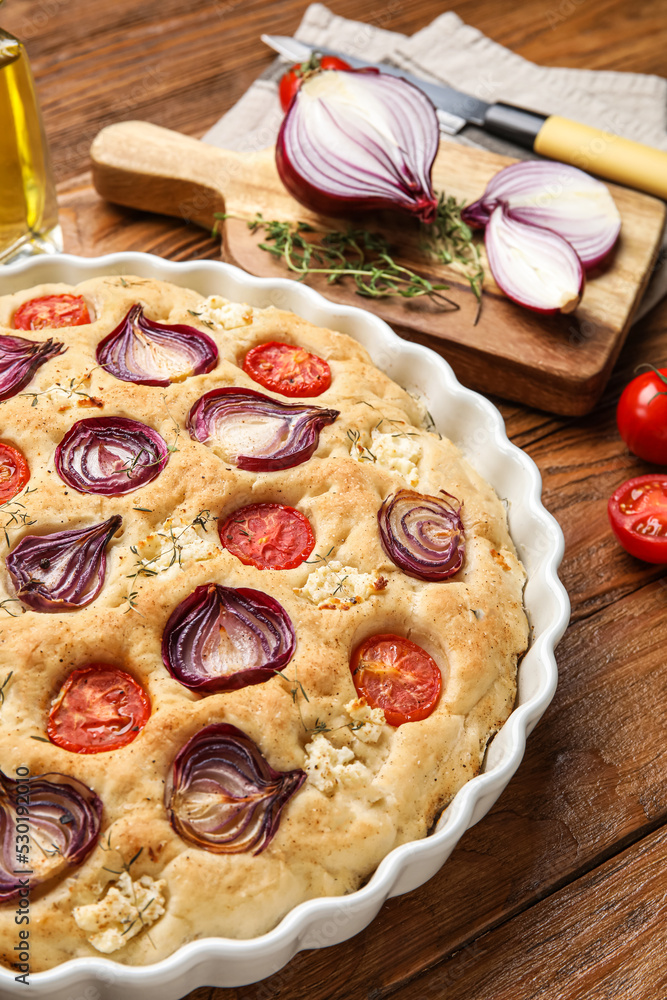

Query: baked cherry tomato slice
[616,366,667,465]
[278,55,351,111]
[608,475,667,563]
[243,341,331,397]
[0,442,30,504]
[47,664,151,753]
[350,633,442,727]
[13,293,91,331]
[219,502,315,570]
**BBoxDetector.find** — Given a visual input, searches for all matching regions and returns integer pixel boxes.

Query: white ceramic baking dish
[0,253,569,999]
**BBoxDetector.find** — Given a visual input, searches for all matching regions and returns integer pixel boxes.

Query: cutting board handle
[90,121,249,229]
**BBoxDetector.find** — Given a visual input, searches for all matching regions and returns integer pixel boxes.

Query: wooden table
[5,0,667,995]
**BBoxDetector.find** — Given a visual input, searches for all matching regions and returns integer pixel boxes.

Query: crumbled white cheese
[349,427,421,486]
[344,697,386,744]
[294,559,387,609]
[196,295,253,330]
[303,735,370,796]
[132,514,218,578]
[73,872,167,954]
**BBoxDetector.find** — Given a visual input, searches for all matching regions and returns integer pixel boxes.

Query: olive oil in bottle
[0,21,61,263]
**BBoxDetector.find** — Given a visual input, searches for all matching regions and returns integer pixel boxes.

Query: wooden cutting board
[90,121,666,415]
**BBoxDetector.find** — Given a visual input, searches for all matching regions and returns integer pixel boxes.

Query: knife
[262,34,667,200]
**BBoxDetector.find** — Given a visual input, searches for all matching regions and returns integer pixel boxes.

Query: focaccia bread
[0,276,528,971]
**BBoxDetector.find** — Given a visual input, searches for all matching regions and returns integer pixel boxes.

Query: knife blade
[262,34,667,200]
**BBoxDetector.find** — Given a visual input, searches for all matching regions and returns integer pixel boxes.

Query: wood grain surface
[3,0,666,996]
[88,120,666,416]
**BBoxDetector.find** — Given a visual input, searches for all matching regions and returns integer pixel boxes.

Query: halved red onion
[55,417,169,495]
[276,69,439,223]
[462,161,621,268]
[0,334,66,401]
[6,515,122,613]
[0,769,102,902]
[162,583,295,692]
[96,305,218,386]
[379,488,465,580]
[485,206,584,314]
[165,723,305,854]
[187,387,338,472]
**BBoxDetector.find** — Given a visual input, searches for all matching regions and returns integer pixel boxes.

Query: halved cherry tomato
[0,442,30,504]
[243,341,331,397]
[608,475,667,563]
[219,502,315,570]
[617,366,667,465]
[47,664,151,753]
[350,633,442,727]
[13,294,91,331]
[279,55,351,112]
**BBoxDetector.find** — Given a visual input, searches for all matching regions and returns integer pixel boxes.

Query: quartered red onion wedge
[55,417,169,495]
[0,334,66,401]
[96,305,218,386]
[462,160,621,313]
[6,515,122,613]
[0,770,102,902]
[165,723,305,854]
[162,583,296,692]
[378,489,465,580]
[186,387,338,472]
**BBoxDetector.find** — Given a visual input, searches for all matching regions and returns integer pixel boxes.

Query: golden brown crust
[0,277,528,970]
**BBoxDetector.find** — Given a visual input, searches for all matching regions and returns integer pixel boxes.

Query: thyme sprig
[272,664,364,737]
[420,192,485,323]
[216,213,459,309]
[0,670,12,707]
[121,509,213,613]
[100,835,157,946]
[19,368,103,407]
[1,485,38,546]
[120,396,181,478]
[187,308,215,330]
[0,598,24,617]
[346,428,377,463]
[303,545,353,599]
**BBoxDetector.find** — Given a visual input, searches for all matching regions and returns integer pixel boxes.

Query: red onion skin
[96,305,218,387]
[166,723,306,855]
[485,206,584,316]
[0,335,66,401]
[276,69,439,224]
[378,489,465,581]
[0,770,102,902]
[162,583,296,693]
[6,515,122,613]
[55,416,169,496]
[187,387,339,473]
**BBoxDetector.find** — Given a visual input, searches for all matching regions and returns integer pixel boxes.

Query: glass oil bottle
[0,11,61,263]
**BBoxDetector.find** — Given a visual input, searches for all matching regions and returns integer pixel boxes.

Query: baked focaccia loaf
[0,276,528,971]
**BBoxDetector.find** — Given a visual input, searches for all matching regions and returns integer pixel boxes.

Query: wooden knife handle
[90,121,249,228]
[534,117,667,200]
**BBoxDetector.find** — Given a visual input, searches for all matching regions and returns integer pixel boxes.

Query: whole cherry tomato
[608,475,667,563]
[616,366,667,465]
[278,55,351,111]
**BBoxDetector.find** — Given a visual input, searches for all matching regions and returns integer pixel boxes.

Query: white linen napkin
[202,3,667,321]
